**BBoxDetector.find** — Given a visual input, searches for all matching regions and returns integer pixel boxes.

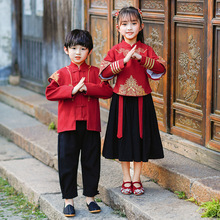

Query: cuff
[140,56,155,70]
[109,59,124,75]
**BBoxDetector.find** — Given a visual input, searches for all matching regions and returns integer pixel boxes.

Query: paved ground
[0,177,48,220]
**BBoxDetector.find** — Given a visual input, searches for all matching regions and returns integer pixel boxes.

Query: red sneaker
[121,181,133,195]
[132,181,144,195]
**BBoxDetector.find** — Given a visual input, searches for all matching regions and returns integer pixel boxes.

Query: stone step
[0,135,126,220]
[0,85,219,204]
[0,98,212,219]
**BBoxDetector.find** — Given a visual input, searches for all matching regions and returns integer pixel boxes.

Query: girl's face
[64,45,91,66]
[117,15,143,45]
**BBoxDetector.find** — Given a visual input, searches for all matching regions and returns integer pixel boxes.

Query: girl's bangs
[119,12,139,24]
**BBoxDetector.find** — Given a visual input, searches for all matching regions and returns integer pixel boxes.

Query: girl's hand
[72,77,85,95]
[132,52,142,61]
[124,45,136,64]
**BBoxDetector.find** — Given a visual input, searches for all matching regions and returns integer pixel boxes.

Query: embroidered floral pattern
[49,71,59,84]
[121,187,132,194]
[116,48,147,57]
[119,76,147,96]
[99,60,112,74]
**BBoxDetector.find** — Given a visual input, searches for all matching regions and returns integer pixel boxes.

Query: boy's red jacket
[45,62,113,133]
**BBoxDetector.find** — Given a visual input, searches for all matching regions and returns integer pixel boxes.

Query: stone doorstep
[0,86,220,203]
[0,136,205,220]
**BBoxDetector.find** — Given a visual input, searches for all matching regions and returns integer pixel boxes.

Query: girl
[99,6,166,196]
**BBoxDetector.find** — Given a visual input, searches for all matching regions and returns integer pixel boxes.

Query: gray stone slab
[98,158,206,220]
[0,102,41,129]
[0,102,57,167]
[0,135,31,161]
[158,149,220,179]
[106,182,206,220]
[40,192,127,220]
[0,157,60,204]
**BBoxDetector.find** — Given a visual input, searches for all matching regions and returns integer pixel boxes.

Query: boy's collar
[69,61,88,71]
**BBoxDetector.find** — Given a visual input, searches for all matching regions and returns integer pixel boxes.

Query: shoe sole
[89,210,101,213]
[64,214,75,217]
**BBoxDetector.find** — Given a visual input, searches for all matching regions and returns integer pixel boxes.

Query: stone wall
[0,0,12,84]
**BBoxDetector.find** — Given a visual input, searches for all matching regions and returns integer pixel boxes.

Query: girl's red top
[99,40,166,96]
[45,62,113,133]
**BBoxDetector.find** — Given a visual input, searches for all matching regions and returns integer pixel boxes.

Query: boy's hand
[124,45,136,64]
[79,84,87,92]
[132,52,142,61]
[72,77,85,95]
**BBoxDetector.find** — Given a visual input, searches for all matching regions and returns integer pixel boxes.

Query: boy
[45,29,113,217]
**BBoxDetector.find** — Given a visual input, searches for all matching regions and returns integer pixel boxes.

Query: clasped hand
[72,77,87,95]
[123,45,142,64]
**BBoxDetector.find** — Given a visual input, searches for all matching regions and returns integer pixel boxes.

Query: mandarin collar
[121,40,141,48]
[69,61,88,71]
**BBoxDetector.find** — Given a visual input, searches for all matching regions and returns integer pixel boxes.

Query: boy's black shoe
[63,204,75,217]
[87,201,101,213]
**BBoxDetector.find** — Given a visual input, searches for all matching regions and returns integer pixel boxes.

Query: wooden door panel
[90,16,108,67]
[115,0,135,9]
[171,0,205,145]
[175,24,204,107]
[176,0,204,17]
[140,0,168,132]
[209,26,220,151]
[87,1,110,109]
[90,0,108,8]
[144,21,164,96]
[216,0,220,17]
[140,0,164,13]
[143,21,165,128]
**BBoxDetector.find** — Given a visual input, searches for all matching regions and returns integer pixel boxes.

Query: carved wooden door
[206,0,220,152]
[170,0,207,145]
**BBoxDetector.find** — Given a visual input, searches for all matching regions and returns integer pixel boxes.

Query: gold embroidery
[50,71,59,85]
[66,66,73,85]
[150,59,155,69]
[115,48,130,56]
[99,60,112,75]
[119,76,147,96]
[116,48,147,57]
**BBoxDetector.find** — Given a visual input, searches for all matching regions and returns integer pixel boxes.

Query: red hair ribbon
[138,8,143,17]
[115,10,119,17]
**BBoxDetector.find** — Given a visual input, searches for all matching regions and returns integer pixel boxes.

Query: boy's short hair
[64,29,93,52]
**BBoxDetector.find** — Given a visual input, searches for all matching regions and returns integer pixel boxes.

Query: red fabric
[138,97,143,139]
[45,62,113,133]
[99,40,166,97]
[117,96,123,138]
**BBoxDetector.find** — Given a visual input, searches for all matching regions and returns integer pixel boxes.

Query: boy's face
[64,45,91,66]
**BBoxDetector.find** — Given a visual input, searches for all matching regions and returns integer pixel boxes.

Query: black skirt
[102,93,164,162]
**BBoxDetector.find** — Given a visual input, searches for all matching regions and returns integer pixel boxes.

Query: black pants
[58,121,101,199]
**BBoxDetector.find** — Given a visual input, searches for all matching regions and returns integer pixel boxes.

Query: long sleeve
[45,80,74,101]
[139,47,166,80]
[85,81,113,99]
[99,49,125,80]
[139,55,165,74]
